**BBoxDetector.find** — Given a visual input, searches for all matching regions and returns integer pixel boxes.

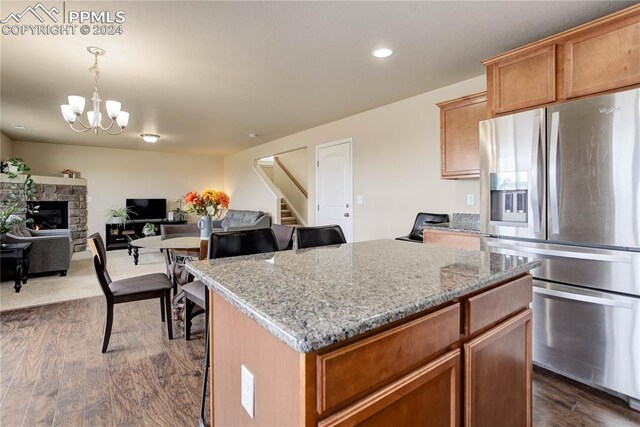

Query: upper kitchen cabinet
[437,92,487,179]
[563,16,640,99]
[483,4,640,117]
[486,45,556,115]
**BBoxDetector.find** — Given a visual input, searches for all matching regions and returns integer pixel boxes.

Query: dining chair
[183,228,279,339]
[271,223,295,251]
[185,228,279,427]
[295,224,347,249]
[87,233,173,353]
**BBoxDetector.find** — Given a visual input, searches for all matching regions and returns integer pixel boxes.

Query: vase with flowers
[183,189,230,239]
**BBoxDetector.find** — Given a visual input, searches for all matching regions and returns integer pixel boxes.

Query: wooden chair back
[87,233,114,298]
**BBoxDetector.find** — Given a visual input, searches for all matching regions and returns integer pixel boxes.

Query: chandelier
[60,47,129,135]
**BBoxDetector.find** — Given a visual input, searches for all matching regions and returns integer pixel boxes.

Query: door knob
[344,213,350,217]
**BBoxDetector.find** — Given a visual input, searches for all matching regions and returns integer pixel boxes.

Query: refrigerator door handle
[533,286,635,310]
[530,115,542,233]
[549,111,560,235]
[484,238,633,263]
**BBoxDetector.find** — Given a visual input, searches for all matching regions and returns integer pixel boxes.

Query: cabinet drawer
[465,275,532,335]
[320,350,460,427]
[317,304,460,415]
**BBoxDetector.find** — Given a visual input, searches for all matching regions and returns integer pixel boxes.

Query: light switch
[467,194,475,206]
[356,195,364,205]
[87,196,93,203]
[241,365,254,418]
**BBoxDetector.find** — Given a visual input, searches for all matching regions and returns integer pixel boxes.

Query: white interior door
[316,139,353,242]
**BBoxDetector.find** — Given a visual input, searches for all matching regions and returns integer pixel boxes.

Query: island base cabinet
[464,309,532,427]
[319,350,460,427]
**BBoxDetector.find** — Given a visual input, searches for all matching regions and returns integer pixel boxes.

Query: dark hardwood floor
[1,297,639,427]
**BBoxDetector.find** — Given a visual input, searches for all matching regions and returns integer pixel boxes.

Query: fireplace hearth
[27,201,69,230]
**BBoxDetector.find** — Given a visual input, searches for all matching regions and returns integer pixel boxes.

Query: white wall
[224,75,485,242]
[12,141,224,238]
[0,132,13,160]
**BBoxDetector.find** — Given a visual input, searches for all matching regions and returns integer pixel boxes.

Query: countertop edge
[423,224,481,235]
[186,259,541,353]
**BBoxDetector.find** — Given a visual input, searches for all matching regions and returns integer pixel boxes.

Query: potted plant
[142,222,158,236]
[0,159,37,244]
[2,157,30,175]
[183,189,230,239]
[104,207,136,233]
[61,168,74,178]
[170,198,185,222]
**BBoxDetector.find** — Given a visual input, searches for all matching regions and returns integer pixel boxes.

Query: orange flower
[213,191,230,209]
[183,189,230,216]
[184,191,198,204]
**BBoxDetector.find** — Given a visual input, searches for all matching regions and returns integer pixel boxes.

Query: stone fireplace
[0,175,87,252]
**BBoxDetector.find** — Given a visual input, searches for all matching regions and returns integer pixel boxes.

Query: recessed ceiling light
[372,48,393,58]
[249,133,258,138]
[13,124,25,129]
[140,133,160,143]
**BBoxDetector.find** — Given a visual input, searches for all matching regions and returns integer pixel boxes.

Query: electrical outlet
[356,195,364,205]
[87,196,93,203]
[241,365,254,418]
[467,194,475,206]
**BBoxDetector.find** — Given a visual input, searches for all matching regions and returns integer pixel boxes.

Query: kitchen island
[186,239,540,427]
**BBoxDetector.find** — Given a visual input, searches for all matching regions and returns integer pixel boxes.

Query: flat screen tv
[126,198,167,221]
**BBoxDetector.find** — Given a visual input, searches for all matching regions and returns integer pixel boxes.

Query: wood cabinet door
[564,16,640,99]
[464,309,532,427]
[319,350,460,427]
[438,92,487,179]
[489,45,556,115]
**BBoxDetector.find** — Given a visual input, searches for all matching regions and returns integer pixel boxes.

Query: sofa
[6,221,74,276]
[212,209,271,232]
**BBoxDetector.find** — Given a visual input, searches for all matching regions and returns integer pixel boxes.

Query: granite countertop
[424,223,481,234]
[424,212,481,234]
[186,239,539,353]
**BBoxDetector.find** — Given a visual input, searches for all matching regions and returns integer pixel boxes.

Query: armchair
[211,209,271,232]
[5,221,73,276]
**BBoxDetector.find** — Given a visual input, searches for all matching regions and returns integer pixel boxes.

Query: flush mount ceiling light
[141,134,160,143]
[12,124,26,130]
[372,48,393,58]
[60,46,130,135]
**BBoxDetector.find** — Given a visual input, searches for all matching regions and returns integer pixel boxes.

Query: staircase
[280,200,301,226]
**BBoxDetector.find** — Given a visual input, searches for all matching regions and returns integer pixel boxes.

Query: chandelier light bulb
[67,96,85,115]
[117,111,130,128]
[105,100,121,119]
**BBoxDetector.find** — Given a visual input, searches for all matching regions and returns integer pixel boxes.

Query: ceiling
[0,1,635,156]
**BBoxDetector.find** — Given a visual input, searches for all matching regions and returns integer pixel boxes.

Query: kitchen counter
[188,238,540,426]
[186,239,537,352]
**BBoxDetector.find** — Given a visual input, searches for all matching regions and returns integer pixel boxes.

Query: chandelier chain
[88,52,100,92]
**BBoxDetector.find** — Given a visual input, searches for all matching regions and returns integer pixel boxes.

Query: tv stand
[105,219,187,251]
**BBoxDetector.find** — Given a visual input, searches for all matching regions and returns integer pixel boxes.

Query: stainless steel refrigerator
[479,88,640,410]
